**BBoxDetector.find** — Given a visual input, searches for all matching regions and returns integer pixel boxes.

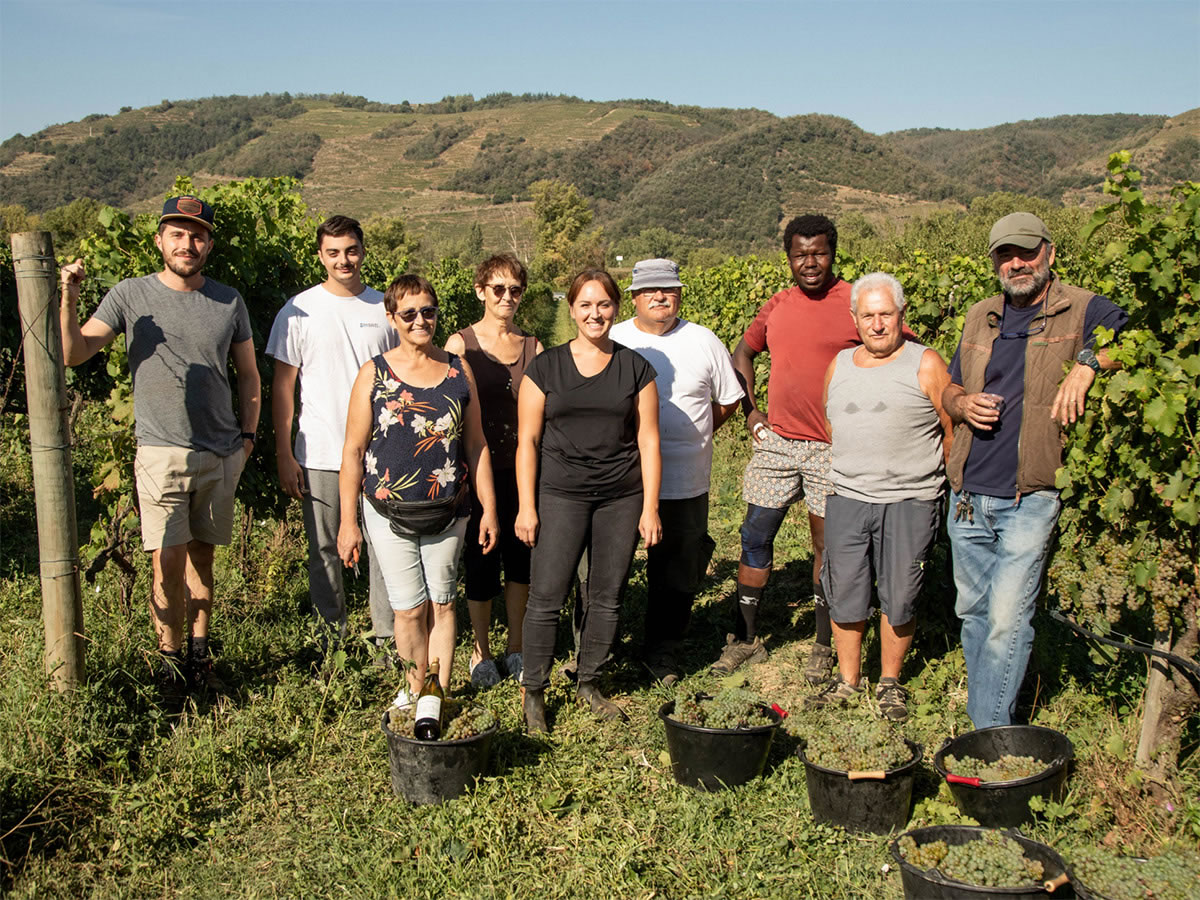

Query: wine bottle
[414,659,444,741]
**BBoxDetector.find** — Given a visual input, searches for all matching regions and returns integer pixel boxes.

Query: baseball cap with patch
[160,195,215,231]
[988,212,1051,254]
[628,258,683,292]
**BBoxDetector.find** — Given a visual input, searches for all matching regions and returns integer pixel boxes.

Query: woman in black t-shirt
[515,269,662,732]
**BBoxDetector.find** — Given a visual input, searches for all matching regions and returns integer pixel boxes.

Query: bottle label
[415,695,442,722]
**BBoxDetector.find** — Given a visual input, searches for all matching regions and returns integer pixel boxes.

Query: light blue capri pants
[360,501,469,610]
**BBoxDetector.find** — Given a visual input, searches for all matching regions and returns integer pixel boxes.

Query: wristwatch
[240,432,257,443]
[1076,349,1101,373]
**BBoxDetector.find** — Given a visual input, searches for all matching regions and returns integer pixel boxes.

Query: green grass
[1,340,1197,896]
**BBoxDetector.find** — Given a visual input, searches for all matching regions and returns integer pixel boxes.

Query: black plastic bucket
[658,700,781,791]
[381,709,497,804]
[889,825,1076,899]
[933,725,1073,828]
[798,738,922,834]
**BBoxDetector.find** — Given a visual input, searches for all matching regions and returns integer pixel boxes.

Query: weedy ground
[2,305,1195,896]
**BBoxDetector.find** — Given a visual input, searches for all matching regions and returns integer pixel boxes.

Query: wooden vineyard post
[11,231,85,688]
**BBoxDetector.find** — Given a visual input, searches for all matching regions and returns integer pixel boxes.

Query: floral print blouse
[363,354,471,503]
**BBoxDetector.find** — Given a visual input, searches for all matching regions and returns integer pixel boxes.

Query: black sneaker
[156,651,188,703]
[642,649,680,686]
[187,651,226,693]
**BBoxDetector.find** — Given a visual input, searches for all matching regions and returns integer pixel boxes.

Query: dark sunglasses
[394,306,439,323]
[487,283,525,299]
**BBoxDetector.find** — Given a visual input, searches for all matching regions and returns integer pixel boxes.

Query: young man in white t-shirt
[610,258,744,684]
[267,216,397,649]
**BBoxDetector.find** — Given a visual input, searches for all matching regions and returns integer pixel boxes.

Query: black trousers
[643,493,714,651]
[521,491,642,689]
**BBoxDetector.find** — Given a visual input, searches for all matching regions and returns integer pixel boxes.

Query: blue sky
[1,0,1197,141]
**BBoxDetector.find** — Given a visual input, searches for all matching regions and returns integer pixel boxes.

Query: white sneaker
[390,685,415,710]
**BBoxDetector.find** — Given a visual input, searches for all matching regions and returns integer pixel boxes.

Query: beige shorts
[134,445,246,551]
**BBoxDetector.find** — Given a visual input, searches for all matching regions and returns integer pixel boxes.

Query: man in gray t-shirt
[60,195,260,697]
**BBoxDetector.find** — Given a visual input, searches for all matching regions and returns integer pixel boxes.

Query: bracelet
[240,432,256,443]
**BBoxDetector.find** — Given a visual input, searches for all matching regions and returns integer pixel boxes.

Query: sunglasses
[394,306,439,324]
[486,283,525,299]
[989,306,1047,340]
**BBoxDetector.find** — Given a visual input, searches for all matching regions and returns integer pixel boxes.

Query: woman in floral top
[338,275,498,706]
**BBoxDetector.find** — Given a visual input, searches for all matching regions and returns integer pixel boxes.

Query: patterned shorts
[742,430,833,518]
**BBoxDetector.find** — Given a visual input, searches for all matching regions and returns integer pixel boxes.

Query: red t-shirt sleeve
[742,291,785,353]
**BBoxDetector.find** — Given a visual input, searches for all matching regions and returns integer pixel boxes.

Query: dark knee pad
[739,504,788,569]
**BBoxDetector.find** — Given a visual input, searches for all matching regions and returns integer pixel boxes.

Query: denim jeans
[948,487,1061,729]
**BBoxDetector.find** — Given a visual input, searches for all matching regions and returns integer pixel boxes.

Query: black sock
[813,582,832,647]
[736,583,762,642]
[160,649,185,669]
[189,636,209,659]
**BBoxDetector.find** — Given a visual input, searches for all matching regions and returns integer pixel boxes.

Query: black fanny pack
[366,482,469,537]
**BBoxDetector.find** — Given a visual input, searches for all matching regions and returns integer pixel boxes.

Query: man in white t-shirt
[267,216,397,646]
[610,258,744,684]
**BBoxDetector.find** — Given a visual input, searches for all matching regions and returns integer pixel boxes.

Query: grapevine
[898,831,1045,888]
[943,753,1047,782]
[669,688,774,730]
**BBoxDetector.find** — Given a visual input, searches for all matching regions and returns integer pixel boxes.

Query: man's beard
[165,252,205,279]
[999,258,1052,304]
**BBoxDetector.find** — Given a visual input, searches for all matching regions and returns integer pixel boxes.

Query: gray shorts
[742,431,832,517]
[820,494,941,627]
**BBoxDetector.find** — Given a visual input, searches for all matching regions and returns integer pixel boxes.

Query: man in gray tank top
[806,273,953,722]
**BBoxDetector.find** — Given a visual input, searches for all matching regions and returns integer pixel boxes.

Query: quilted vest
[947,277,1094,495]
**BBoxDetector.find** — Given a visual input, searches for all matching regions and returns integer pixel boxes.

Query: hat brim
[988,233,1045,254]
[627,279,684,292]
[160,214,214,232]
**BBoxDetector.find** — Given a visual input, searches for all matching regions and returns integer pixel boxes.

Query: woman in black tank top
[444,255,543,688]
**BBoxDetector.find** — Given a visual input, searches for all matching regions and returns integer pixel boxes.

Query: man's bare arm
[943,382,1002,432]
[711,399,741,432]
[918,348,954,462]
[230,338,261,459]
[272,361,304,498]
[732,339,769,440]
[1050,349,1121,427]
[59,259,116,365]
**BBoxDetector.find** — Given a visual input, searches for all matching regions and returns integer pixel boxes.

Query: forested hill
[1,92,1194,254]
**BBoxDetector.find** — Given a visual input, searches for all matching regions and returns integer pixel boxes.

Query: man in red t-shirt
[712,215,857,681]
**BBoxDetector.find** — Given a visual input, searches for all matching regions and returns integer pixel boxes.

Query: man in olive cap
[942,212,1126,728]
[59,195,260,698]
